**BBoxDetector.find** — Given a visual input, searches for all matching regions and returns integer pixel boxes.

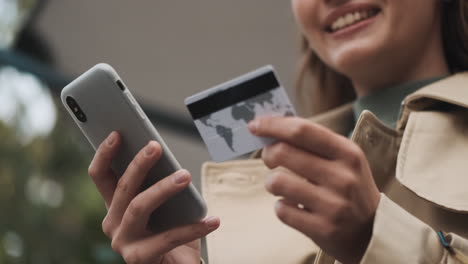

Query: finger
[262,142,342,187]
[121,217,220,263]
[107,141,162,224]
[120,169,192,234]
[249,116,347,159]
[274,199,324,241]
[88,131,121,208]
[265,169,338,210]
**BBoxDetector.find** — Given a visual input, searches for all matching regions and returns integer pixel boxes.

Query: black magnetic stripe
[187,71,279,120]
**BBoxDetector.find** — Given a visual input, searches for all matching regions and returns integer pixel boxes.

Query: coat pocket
[201,160,317,264]
[397,110,468,213]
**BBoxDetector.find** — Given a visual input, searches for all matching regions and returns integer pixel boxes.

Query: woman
[88,0,468,263]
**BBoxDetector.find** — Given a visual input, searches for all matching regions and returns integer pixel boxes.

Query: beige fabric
[202,160,316,264]
[397,109,468,212]
[360,194,447,263]
[359,195,468,264]
[450,233,468,260]
[202,73,468,263]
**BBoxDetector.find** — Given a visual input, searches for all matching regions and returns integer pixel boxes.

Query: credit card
[185,65,296,162]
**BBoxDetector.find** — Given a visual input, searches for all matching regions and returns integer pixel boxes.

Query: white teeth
[345,13,354,24]
[354,12,361,21]
[330,9,377,32]
[337,17,345,28]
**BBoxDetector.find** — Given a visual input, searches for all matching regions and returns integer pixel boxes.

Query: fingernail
[248,120,259,134]
[204,216,220,229]
[145,142,156,157]
[275,200,283,211]
[174,170,189,184]
[107,132,116,146]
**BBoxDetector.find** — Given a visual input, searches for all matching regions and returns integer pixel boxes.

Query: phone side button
[124,91,138,105]
[135,105,147,120]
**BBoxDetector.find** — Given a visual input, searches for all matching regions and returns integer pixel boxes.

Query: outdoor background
[0,0,300,263]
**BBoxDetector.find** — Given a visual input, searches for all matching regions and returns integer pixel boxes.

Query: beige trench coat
[201,73,468,264]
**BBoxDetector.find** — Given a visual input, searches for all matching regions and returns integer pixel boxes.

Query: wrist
[337,212,375,264]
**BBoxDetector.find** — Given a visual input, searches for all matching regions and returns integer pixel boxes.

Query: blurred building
[36,0,299,180]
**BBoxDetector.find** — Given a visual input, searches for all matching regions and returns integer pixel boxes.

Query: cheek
[291,0,347,71]
[292,0,320,37]
[393,0,439,39]
[291,1,329,60]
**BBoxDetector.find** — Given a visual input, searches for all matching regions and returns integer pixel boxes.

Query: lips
[324,5,381,33]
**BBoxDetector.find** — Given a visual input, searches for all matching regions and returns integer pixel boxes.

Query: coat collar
[305,72,468,134]
[398,72,468,130]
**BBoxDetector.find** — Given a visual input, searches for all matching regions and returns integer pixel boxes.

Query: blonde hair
[296,0,468,115]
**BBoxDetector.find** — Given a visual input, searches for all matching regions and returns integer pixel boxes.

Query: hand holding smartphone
[61,63,220,263]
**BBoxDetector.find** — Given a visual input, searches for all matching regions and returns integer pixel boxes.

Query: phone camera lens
[66,96,87,122]
[66,97,75,106]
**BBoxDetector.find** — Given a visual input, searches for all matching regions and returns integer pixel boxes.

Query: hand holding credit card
[185,65,296,162]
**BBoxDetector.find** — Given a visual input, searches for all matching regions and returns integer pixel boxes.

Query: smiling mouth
[326,8,380,33]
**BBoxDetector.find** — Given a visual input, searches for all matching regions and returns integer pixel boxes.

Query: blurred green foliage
[0,97,124,263]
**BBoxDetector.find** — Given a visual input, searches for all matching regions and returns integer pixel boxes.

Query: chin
[326,39,388,80]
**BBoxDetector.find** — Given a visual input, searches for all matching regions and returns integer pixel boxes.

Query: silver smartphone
[61,63,207,232]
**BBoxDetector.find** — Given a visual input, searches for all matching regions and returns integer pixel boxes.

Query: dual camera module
[66,96,87,122]
[66,80,125,123]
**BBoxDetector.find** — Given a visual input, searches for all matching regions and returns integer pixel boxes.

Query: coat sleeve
[359,194,468,264]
